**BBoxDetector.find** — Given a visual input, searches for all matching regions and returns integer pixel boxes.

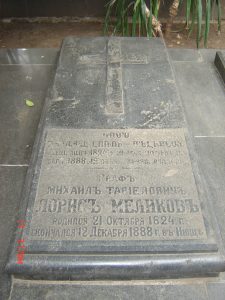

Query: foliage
[104,0,222,47]
[186,0,221,47]
[104,0,161,38]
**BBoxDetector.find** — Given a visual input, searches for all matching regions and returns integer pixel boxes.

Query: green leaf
[186,0,192,27]
[204,0,211,47]
[140,0,148,36]
[188,0,196,38]
[153,0,158,18]
[132,6,138,36]
[148,0,153,37]
[216,0,221,33]
[25,99,34,107]
[134,0,141,11]
[103,4,112,34]
[196,0,202,48]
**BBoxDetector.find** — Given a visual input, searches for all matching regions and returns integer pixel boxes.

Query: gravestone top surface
[48,37,184,129]
[6,37,225,280]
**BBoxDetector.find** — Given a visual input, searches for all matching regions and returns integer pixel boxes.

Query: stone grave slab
[6,37,225,280]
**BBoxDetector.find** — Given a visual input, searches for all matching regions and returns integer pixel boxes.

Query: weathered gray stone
[0,48,58,300]
[0,48,59,65]
[214,51,225,84]
[169,49,203,62]
[200,49,225,64]
[207,281,225,300]
[173,61,225,136]
[9,279,209,300]
[0,64,54,164]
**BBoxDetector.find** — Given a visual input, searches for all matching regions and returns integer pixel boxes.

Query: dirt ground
[0,20,224,49]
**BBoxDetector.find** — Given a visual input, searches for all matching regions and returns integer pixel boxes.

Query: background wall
[0,0,224,19]
[0,0,190,18]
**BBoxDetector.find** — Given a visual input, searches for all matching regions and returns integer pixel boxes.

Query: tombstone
[6,37,225,280]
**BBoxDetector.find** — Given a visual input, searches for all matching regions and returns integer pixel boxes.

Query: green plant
[104,0,222,47]
[186,0,221,47]
[104,0,162,37]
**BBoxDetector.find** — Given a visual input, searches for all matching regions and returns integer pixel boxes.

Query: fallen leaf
[25,99,34,107]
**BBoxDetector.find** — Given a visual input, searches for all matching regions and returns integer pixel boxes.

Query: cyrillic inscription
[29,129,207,241]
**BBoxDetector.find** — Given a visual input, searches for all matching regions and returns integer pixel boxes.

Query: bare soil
[0,20,224,49]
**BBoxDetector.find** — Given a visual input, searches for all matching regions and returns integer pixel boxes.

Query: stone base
[9,278,225,300]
